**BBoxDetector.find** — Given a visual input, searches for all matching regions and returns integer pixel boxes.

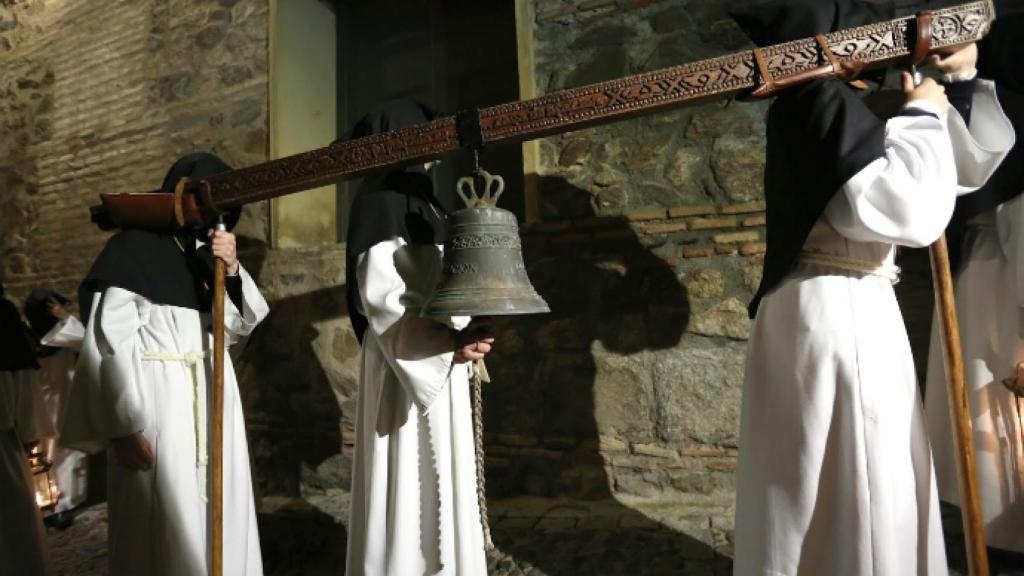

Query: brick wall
[0,0,270,302]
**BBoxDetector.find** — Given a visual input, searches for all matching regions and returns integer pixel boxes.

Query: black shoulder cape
[24,288,71,342]
[340,99,446,343]
[78,229,218,322]
[0,297,39,371]
[78,153,237,321]
[23,288,72,357]
[731,0,892,317]
[346,172,446,343]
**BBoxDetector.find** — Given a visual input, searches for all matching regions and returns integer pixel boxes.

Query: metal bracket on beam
[456,108,485,150]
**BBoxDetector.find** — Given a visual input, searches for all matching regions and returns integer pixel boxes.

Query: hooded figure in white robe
[343,100,491,576]
[0,286,54,576]
[24,288,89,517]
[61,153,270,576]
[925,14,1024,557]
[730,1,1015,574]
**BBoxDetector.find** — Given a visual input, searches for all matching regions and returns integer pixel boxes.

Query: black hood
[341,100,447,343]
[160,152,240,235]
[23,288,70,341]
[731,0,894,46]
[731,0,892,317]
[0,297,38,371]
[79,153,236,321]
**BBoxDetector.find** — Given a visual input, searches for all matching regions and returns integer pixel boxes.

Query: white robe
[346,238,487,576]
[0,368,54,576]
[925,193,1024,553]
[37,315,89,513]
[734,81,1014,576]
[61,265,269,576]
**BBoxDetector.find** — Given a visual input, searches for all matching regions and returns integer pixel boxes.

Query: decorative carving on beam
[96,1,993,225]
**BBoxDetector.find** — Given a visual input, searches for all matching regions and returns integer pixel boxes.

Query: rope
[797,251,902,283]
[471,359,493,550]
[141,349,210,500]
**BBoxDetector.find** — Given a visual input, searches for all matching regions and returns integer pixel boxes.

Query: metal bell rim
[421,290,550,319]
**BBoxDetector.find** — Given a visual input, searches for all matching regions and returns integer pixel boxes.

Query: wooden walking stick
[930,234,989,576]
[211,217,227,576]
[903,12,990,568]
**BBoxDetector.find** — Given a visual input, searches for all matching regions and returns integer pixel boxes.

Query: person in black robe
[0,281,52,575]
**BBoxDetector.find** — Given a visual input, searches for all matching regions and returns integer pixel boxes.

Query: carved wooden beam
[96,0,994,228]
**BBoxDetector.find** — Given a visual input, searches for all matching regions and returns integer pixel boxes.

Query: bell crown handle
[457,169,505,208]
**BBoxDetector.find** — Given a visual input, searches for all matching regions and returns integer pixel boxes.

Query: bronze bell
[422,170,550,319]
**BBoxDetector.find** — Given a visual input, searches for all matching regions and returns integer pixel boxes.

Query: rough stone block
[682,269,725,299]
[652,339,745,446]
[710,137,765,202]
[688,297,750,340]
[592,354,657,442]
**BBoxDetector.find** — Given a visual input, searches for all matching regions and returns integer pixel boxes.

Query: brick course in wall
[0,0,269,303]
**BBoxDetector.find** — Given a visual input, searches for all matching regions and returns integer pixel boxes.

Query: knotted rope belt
[797,251,902,284]
[141,349,210,500]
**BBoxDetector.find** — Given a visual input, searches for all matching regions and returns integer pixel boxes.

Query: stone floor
[45,495,1024,575]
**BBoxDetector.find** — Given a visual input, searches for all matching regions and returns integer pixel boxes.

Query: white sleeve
[60,288,150,453]
[948,78,1015,192]
[224,264,268,345]
[358,238,457,412]
[824,103,959,247]
[825,82,1015,248]
[41,315,86,351]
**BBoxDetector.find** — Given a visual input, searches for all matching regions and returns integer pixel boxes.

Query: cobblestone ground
[47,498,1024,575]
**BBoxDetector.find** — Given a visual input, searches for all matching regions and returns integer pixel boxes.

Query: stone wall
[477,0,769,504]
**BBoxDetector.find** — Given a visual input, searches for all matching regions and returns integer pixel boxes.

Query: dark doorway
[335,0,524,235]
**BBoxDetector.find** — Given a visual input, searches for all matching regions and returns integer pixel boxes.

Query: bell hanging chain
[93,1,997,231]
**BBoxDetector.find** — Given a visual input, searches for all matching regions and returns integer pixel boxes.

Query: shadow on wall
[234,236,345,498]
[483,177,731,574]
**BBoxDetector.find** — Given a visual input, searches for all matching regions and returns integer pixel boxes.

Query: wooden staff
[929,234,989,576]
[211,218,227,576]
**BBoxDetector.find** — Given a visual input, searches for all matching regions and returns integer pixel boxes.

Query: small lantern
[27,444,60,512]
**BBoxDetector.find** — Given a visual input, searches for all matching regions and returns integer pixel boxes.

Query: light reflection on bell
[422,170,550,319]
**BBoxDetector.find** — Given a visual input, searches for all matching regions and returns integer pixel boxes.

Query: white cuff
[941,69,978,83]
